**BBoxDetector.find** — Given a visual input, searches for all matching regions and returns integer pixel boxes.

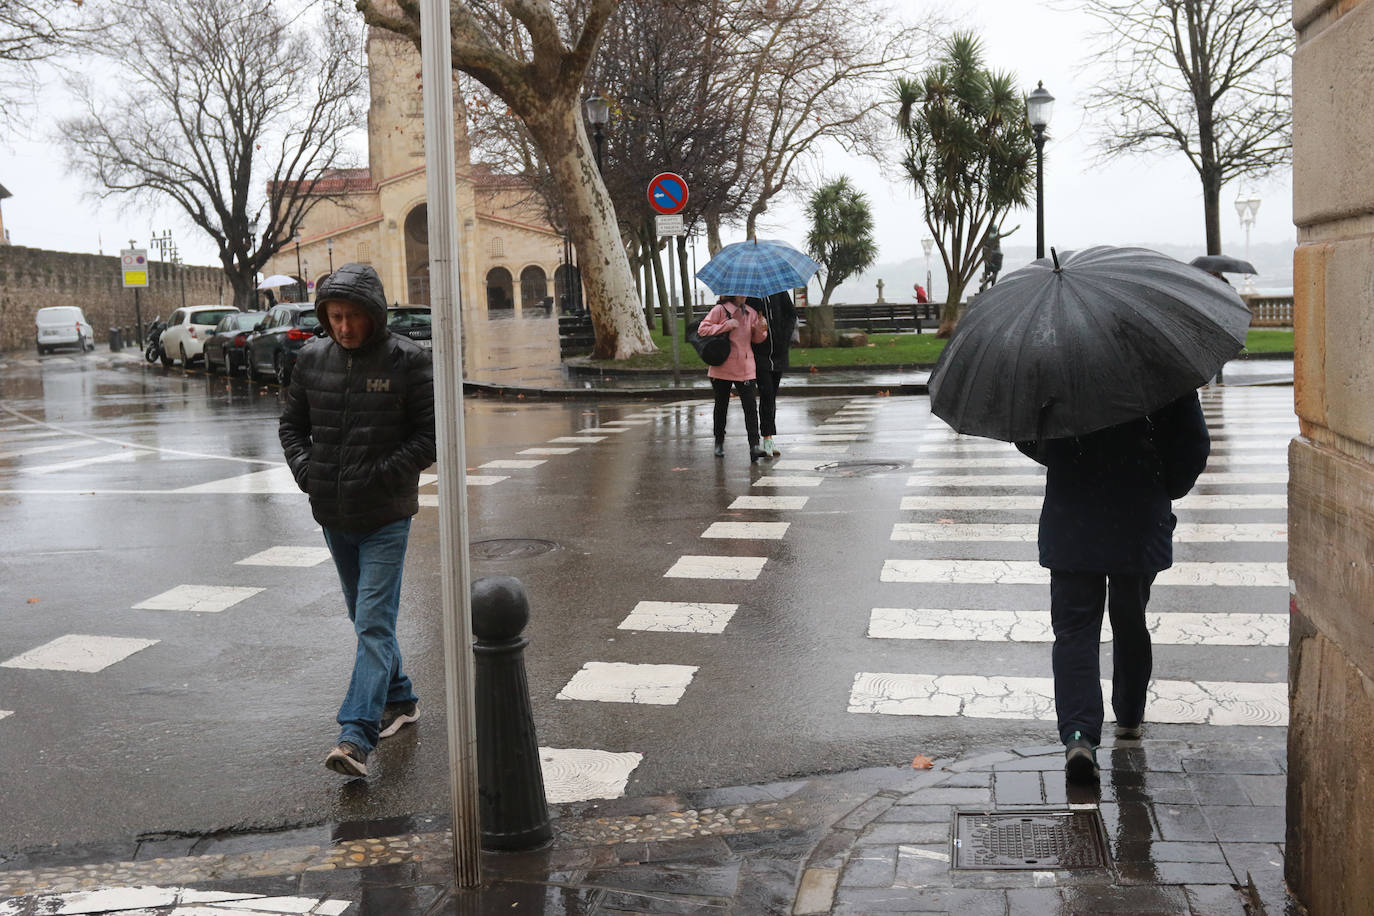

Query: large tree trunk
[1202,170,1223,256]
[527,107,653,359]
[676,236,692,323]
[648,226,671,336]
[936,280,967,338]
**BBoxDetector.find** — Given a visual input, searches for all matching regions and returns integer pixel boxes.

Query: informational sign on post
[655,214,685,237]
[121,249,149,288]
[647,172,688,215]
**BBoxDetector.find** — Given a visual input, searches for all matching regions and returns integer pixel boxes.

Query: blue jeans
[323,518,417,753]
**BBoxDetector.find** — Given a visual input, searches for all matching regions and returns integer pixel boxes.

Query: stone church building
[265,29,567,314]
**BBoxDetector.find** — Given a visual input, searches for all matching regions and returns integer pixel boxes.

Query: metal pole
[668,230,680,388]
[419,0,482,887]
[1033,127,1046,260]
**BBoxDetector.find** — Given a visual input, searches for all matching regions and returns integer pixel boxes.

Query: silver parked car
[159,304,240,368]
[34,306,95,354]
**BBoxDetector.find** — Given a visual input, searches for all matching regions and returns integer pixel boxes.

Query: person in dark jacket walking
[1016,391,1210,782]
[279,263,437,778]
[748,291,797,457]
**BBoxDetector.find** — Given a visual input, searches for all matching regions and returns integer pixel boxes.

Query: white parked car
[34,306,95,354]
[159,304,240,367]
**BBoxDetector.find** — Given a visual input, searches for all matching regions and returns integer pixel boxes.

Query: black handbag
[687,306,734,366]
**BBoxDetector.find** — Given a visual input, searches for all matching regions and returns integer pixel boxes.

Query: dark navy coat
[749,291,797,372]
[1015,392,1210,574]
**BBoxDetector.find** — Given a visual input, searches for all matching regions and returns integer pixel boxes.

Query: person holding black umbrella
[927,246,1250,783]
[1017,394,1211,782]
[748,290,797,457]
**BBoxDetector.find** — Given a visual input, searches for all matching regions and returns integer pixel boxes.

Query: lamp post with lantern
[584,95,610,173]
[326,237,334,274]
[1235,190,1261,293]
[921,236,934,310]
[1026,81,1054,260]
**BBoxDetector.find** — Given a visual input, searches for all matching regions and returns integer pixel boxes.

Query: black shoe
[379,700,419,739]
[1064,732,1099,783]
[749,445,768,463]
[713,440,725,457]
[325,741,369,777]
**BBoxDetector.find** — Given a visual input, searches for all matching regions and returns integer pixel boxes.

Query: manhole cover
[470,538,559,560]
[814,460,905,477]
[952,810,1109,870]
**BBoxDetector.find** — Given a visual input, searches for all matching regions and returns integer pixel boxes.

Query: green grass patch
[1242,329,1294,354]
[585,325,1291,370]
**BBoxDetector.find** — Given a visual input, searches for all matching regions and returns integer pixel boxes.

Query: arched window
[486,267,514,311]
[520,265,548,311]
[404,204,430,305]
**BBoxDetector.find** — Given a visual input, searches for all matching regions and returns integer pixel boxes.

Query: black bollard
[471,576,553,851]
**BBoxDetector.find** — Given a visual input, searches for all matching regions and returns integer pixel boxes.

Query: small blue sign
[648,172,689,215]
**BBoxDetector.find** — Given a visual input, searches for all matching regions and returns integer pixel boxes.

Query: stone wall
[1287,2,1374,913]
[0,245,225,351]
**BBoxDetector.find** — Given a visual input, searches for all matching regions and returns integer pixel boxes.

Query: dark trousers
[1050,570,1156,745]
[756,370,783,437]
[710,377,759,445]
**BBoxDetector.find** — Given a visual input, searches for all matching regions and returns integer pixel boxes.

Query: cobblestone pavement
[0,734,1300,915]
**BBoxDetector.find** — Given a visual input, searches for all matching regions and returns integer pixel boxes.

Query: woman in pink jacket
[697,295,770,461]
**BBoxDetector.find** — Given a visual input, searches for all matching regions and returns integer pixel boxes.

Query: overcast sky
[0,0,1294,275]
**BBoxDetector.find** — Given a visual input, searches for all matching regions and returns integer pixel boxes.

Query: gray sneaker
[379,700,419,739]
[325,741,369,777]
[1114,723,1143,740]
[1064,732,1099,784]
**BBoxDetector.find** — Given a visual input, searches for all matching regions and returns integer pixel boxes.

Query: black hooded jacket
[1015,392,1210,574]
[279,263,436,532]
[749,291,797,372]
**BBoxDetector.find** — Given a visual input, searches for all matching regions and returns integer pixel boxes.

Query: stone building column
[1287,2,1374,912]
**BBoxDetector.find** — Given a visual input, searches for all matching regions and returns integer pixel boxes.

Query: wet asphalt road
[0,348,1291,857]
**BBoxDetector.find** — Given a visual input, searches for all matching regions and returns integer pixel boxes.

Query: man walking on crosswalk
[1017,390,1211,782]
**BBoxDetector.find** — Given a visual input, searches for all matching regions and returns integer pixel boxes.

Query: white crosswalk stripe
[867,607,1288,646]
[891,522,1287,542]
[848,673,1287,726]
[881,559,1287,587]
[900,494,1288,510]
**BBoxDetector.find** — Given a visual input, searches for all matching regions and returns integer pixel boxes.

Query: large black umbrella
[929,246,1252,442]
[1190,254,1257,275]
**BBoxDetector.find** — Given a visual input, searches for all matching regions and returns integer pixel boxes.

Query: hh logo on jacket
[366,377,392,393]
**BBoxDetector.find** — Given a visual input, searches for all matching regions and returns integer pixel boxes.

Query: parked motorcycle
[144,317,167,364]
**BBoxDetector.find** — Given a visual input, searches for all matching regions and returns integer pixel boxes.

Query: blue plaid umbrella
[695,239,820,299]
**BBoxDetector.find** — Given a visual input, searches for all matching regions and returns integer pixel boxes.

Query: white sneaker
[762,436,779,456]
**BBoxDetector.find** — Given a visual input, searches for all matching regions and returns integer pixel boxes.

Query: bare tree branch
[59,0,367,307]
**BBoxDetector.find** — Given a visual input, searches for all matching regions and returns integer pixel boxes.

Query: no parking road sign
[647,172,688,215]
[121,249,148,288]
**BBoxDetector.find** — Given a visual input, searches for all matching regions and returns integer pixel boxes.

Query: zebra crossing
[545,386,1294,798]
[2,387,1295,805]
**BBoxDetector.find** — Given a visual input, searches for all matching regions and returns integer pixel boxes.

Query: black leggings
[756,370,783,437]
[710,378,760,445]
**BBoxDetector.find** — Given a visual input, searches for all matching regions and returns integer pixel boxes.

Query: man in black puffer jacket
[279,263,436,778]
[1017,391,1210,784]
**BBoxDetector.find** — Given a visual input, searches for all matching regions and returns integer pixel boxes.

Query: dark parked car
[245,303,321,385]
[387,306,432,348]
[203,311,267,376]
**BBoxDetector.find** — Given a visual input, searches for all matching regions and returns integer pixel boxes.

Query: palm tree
[806,177,878,308]
[895,32,1034,337]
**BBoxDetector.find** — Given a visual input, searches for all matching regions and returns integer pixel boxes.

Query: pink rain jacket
[697,302,769,382]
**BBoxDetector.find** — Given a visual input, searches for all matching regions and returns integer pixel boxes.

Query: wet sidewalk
[0,733,1298,915]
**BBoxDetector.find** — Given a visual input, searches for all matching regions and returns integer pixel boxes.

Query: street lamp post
[920,236,934,309]
[1234,191,1261,293]
[326,237,334,274]
[294,234,304,301]
[303,259,310,300]
[584,95,610,173]
[1026,81,1054,260]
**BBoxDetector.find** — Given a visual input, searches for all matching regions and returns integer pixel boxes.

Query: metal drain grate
[813,460,906,477]
[952,810,1109,870]
[470,538,559,560]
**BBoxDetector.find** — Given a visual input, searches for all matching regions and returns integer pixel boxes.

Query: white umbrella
[257,274,298,290]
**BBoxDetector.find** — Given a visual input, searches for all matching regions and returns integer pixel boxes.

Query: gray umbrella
[1189,254,1257,275]
[929,246,1252,442]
